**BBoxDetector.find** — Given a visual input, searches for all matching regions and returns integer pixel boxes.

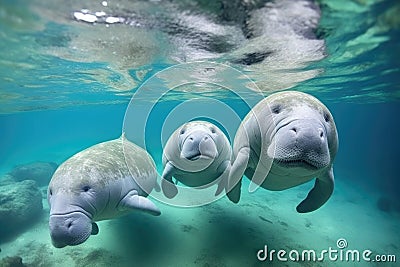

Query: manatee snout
[49,212,93,248]
[180,131,218,160]
[269,120,330,169]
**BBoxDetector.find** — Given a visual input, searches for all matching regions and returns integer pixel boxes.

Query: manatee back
[123,136,158,195]
[50,137,157,196]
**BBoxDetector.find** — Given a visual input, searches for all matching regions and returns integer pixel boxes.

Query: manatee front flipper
[227,147,250,203]
[248,161,270,193]
[161,162,178,199]
[119,190,161,216]
[214,160,230,196]
[154,181,161,192]
[296,167,334,213]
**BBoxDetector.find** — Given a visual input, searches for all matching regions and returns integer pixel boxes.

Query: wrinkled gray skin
[48,135,160,248]
[227,91,338,213]
[161,121,231,198]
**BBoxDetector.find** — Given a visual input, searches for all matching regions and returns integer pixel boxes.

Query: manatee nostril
[67,222,72,228]
[319,129,324,138]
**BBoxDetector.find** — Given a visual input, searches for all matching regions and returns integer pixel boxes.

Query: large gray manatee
[47,135,160,248]
[227,91,338,213]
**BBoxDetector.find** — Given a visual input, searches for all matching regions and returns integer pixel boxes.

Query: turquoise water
[0,0,399,266]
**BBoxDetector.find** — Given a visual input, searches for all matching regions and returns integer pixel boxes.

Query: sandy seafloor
[1,175,398,267]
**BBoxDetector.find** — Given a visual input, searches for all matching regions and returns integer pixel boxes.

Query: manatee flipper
[296,167,334,213]
[154,181,161,192]
[91,223,99,235]
[248,162,270,193]
[161,162,178,199]
[214,160,230,196]
[119,190,161,216]
[248,135,273,193]
[227,147,250,203]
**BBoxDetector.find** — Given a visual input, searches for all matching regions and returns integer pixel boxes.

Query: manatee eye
[82,185,91,192]
[323,112,330,122]
[210,127,216,134]
[271,104,282,114]
[180,128,186,135]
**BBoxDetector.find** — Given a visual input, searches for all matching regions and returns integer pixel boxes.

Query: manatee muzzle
[268,119,330,170]
[180,131,218,160]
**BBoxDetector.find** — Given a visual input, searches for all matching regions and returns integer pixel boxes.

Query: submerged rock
[0,175,16,186]
[0,256,26,267]
[9,162,58,186]
[0,180,43,239]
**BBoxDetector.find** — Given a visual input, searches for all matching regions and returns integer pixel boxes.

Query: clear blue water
[0,0,399,266]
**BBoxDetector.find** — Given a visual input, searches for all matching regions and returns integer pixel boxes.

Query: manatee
[161,121,231,198]
[47,135,160,248]
[227,91,338,213]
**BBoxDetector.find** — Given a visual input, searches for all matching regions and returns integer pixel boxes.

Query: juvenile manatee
[47,135,160,248]
[228,91,338,213]
[161,121,231,198]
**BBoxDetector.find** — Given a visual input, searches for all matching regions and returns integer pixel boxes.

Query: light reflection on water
[0,0,399,114]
